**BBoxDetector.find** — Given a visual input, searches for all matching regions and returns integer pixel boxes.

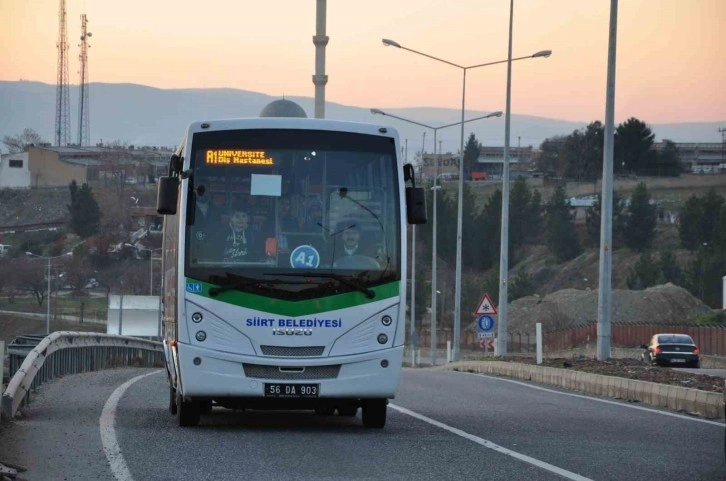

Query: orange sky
[1,0,724,124]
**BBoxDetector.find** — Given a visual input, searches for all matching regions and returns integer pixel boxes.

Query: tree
[524,189,544,245]
[649,140,681,177]
[2,128,45,153]
[545,186,581,262]
[61,255,94,293]
[536,136,566,175]
[12,258,48,306]
[509,268,534,301]
[478,189,502,270]
[626,252,660,290]
[560,121,603,181]
[585,192,626,248]
[624,182,657,251]
[699,190,725,246]
[68,181,101,238]
[615,118,655,174]
[678,191,725,251]
[678,195,703,250]
[463,133,481,179]
[509,177,532,251]
[685,246,726,307]
[658,250,683,286]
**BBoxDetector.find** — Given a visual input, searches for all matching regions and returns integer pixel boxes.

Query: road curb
[440,361,725,420]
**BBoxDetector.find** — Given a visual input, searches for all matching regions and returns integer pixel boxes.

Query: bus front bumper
[175,343,403,399]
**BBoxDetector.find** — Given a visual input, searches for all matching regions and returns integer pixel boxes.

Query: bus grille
[243,364,341,380]
[260,345,325,357]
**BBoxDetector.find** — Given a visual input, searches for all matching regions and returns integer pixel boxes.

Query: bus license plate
[264,383,319,398]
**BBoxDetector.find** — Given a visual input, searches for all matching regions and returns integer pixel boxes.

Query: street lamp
[382,37,550,361]
[25,251,72,335]
[370,108,501,365]
[125,244,162,295]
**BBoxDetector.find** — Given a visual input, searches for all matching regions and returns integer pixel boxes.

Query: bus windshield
[184,128,401,299]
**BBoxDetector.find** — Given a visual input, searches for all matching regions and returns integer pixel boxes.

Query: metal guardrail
[2,331,164,421]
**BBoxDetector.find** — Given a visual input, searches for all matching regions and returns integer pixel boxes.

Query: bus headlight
[192,312,203,323]
[381,315,392,326]
[377,334,388,344]
[195,331,207,342]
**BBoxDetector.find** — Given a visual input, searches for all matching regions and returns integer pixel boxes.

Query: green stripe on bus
[187,280,400,316]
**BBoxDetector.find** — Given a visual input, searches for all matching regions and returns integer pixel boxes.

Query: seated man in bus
[332,221,380,270]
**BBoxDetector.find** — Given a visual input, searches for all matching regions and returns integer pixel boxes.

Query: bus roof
[184,117,400,139]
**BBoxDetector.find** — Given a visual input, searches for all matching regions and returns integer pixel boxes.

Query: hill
[1,80,723,155]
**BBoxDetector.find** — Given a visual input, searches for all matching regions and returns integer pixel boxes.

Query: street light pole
[497,0,516,356]
[371,108,501,365]
[381,38,550,361]
[46,257,51,335]
[26,251,72,335]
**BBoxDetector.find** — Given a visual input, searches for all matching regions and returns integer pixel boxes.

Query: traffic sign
[474,293,497,315]
[479,338,494,350]
[477,332,495,339]
[476,315,495,332]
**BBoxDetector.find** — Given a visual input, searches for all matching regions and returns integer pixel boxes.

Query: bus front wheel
[168,386,177,415]
[176,394,201,427]
[362,399,387,428]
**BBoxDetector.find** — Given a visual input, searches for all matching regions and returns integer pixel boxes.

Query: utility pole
[77,14,92,146]
[55,0,71,146]
[597,0,619,361]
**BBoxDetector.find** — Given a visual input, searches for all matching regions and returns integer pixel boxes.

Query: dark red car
[640,333,700,368]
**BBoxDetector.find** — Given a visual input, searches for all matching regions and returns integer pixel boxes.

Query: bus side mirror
[157,176,179,215]
[405,187,427,224]
[403,164,415,182]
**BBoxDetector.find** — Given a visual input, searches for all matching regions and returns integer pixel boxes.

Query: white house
[0,152,31,189]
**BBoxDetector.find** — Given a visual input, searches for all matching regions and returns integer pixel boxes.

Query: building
[0,152,31,189]
[13,145,172,188]
[475,146,534,177]
[421,145,534,181]
[655,141,725,174]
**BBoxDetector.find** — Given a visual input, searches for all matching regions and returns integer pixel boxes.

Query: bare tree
[61,255,94,294]
[120,262,150,295]
[12,258,48,306]
[2,128,45,153]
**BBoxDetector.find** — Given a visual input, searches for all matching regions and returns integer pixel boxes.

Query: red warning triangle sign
[474,293,497,315]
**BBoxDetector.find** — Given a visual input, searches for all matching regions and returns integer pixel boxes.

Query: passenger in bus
[332,221,381,269]
[215,208,263,263]
[278,196,303,232]
[301,200,324,232]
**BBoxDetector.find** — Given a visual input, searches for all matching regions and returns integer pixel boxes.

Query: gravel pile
[506,283,712,333]
[0,188,69,227]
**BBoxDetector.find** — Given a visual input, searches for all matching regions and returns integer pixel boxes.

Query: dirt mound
[0,188,69,227]
[506,283,712,333]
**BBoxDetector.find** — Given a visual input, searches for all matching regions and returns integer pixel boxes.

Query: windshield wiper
[271,272,375,299]
[208,273,264,297]
[209,272,317,297]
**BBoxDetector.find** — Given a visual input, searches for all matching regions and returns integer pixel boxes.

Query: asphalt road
[0,367,723,481]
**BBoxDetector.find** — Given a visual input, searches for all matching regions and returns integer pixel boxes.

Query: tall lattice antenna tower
[78,14,92,146]
[55,0,71,146]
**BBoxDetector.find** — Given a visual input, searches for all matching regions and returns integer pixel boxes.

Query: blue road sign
[477,315,495,332]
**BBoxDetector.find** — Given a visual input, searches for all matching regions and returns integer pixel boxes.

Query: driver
[333,221,380,269]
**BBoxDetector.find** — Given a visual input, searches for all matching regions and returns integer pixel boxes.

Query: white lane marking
[453,370,725,427]
[389,403,594,481]
[100,370,163,481]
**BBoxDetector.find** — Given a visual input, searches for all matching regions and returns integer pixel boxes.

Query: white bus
[157,116,426,427]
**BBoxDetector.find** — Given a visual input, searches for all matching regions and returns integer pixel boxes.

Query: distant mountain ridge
[1,80,723,154]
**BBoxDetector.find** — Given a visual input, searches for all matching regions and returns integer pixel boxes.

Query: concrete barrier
[442,361,725,420]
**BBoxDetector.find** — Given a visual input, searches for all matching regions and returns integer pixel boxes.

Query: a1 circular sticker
[289,245,320,268]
